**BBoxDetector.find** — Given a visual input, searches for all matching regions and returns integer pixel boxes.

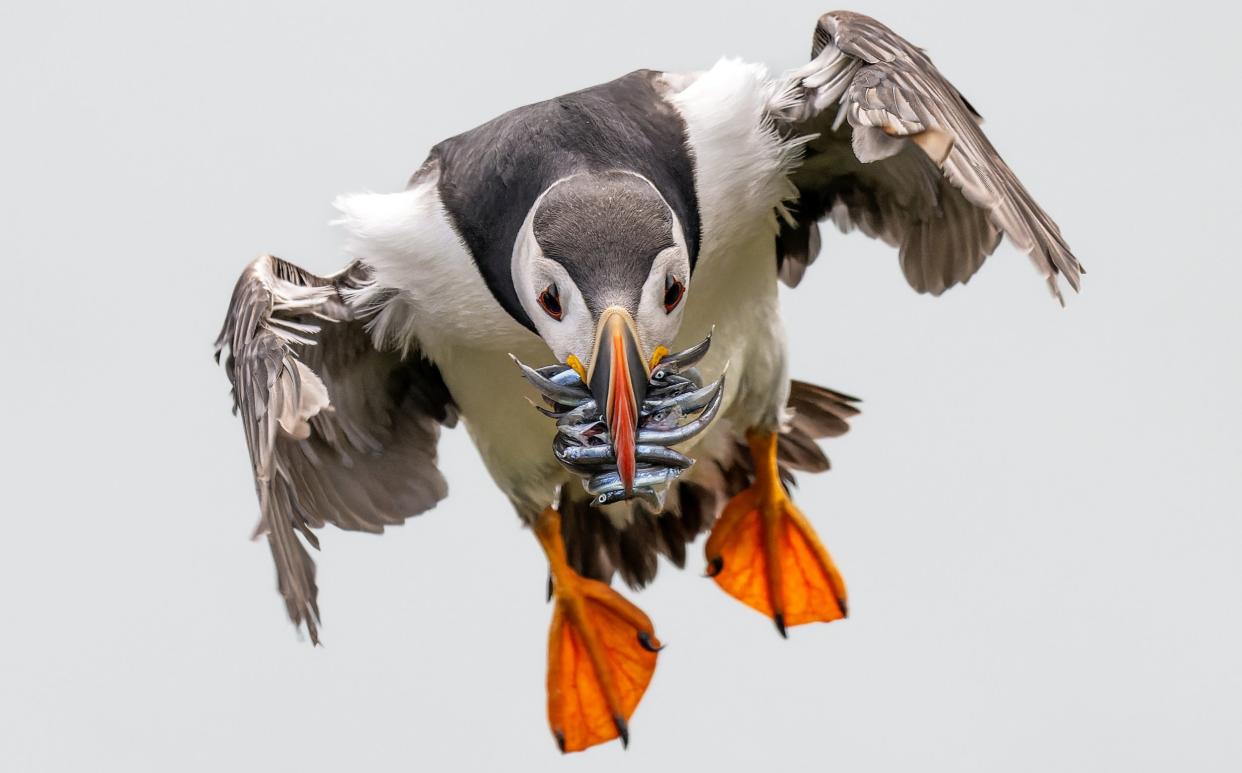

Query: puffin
[216,10,1080,753]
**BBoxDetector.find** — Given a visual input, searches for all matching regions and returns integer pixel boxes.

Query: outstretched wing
[772,11,1082,301]
[215,255,457,643]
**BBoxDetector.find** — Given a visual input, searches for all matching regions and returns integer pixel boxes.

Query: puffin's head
[513,171,692,491]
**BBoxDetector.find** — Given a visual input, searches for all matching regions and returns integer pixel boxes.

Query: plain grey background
[2,0,1239,770]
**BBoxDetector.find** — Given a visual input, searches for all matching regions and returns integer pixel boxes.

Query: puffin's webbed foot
[705,431,848,635]
[535,508,661,753]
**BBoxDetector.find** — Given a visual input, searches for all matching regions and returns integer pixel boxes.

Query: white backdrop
[2,0,1239,770]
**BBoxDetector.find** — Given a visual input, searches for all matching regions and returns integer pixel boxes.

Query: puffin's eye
[538,284,563,320]
[663,276,685,313]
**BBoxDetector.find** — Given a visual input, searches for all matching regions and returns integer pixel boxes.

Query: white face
[512,206,691,369]
[633,243,691,364]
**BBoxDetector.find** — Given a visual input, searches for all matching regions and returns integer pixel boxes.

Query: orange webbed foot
[705,431,847,635]
[536,509,661,753]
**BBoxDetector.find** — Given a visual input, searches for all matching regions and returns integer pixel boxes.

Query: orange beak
[586,307,650,494]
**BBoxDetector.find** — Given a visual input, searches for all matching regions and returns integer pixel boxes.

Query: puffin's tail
[557,380,861,589]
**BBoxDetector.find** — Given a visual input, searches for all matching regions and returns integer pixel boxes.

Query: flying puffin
[216,10,1080,753]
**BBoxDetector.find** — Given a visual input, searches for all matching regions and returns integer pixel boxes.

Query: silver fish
[516,331,724,508]
[636,374,725,446]
[585,465,684,497]
[555,442,694,470]
[511,355,590,404]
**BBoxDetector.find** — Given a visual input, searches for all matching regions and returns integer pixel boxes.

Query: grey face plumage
[532,172,676,317]
[514,332,724,508]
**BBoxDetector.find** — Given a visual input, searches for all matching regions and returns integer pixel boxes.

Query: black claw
[614,715,629,748]
[637,631,664,652]
[838,598,849,618]
[546,574,553,603]
[774,613,788,638]
[554,729,566,753]
[705,556,723,577]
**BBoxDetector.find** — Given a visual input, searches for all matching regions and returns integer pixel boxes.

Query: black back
[424,70,700,331]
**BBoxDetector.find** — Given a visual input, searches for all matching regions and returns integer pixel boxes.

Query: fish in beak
[585,307,650,494]
[513,326,724,508]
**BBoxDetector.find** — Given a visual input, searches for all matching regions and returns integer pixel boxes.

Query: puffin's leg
[705,430,848,635]
[534,507,661,753]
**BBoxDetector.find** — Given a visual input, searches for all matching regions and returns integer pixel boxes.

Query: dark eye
[538,284,563,320]
[663,275,685,313]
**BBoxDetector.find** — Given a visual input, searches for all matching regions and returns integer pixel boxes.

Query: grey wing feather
[215,255,457,643]
[774,11,1082,301]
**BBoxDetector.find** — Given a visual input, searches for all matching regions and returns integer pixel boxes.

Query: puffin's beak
[586,307,650,495]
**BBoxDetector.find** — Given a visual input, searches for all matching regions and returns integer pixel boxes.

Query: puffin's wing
[215,255,457,643]
[771,11,1082,300]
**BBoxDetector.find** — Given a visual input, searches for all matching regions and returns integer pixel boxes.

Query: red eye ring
[663,276,685,313]
[538,284,563,320]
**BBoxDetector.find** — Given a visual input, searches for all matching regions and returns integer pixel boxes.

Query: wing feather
[773,11,1082,300]
[215,255,457,643]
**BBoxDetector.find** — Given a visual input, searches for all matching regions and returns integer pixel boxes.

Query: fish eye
[663,275,685,313]
[538,283,563,320]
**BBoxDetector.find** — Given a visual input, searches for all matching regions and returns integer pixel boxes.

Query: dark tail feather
[787,381,862,439]
[557,484,711,588]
